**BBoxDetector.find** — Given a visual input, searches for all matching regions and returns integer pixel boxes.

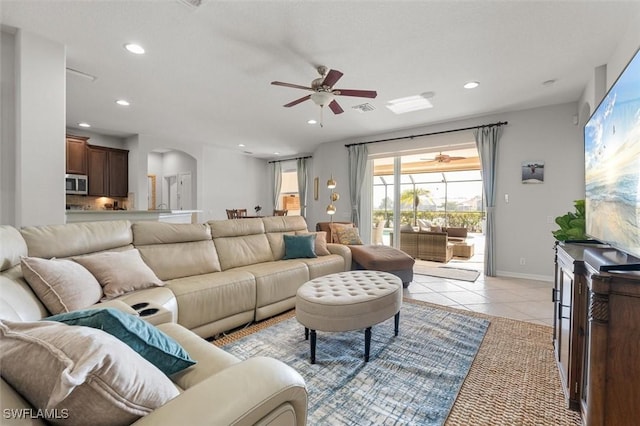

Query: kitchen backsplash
[66,195,129,210]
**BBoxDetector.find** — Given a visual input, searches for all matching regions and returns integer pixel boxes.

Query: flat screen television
[584,46,640,260]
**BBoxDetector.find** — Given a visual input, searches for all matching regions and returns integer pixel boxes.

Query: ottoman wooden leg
[394,311,400,336]
[364,327,372,362]
[310,329,317,364]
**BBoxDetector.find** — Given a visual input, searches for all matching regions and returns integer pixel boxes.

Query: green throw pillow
[45,308,196,376]
[283,234,317,259]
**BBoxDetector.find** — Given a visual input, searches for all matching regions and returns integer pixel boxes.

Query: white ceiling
[2,0,638,159]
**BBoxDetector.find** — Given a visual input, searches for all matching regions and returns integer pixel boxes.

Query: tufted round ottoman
[295,270,402,364]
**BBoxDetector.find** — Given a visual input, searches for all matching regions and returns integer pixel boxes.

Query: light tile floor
[402,235,555,326]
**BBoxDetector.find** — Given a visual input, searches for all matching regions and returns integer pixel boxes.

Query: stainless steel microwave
[65,174,88,195]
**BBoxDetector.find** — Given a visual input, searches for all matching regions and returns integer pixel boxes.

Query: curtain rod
[344,121,508,148]
[268,155,312,164]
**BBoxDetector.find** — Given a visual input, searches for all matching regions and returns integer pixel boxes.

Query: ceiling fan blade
[334,89,377,98]
[284,95,311,107]
[271,81,314,91]
[321,69,343,88]
[328,100,344,115]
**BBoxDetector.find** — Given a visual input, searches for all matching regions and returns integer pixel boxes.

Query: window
[280,168,300,215]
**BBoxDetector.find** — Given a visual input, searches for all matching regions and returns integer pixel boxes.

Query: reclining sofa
[1,216,351,425]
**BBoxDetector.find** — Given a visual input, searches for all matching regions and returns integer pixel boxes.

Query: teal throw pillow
[45,308,196,376]
[283,234,317,259]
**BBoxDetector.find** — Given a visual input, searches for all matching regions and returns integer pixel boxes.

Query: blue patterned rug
[222,301,489,425]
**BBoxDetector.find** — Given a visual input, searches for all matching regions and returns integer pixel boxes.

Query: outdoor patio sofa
[389,226,471,263]
[0,216,353,425]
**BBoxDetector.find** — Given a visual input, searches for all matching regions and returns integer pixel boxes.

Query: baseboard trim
[495,270,553,283]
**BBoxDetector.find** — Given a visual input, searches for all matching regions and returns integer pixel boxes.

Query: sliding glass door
[371,149,484,248]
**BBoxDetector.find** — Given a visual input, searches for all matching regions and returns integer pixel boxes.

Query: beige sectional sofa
[0,216,350,425]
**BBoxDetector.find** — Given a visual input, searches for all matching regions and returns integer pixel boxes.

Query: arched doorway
[147,149,197,210]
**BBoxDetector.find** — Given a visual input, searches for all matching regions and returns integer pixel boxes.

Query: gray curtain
[474,125,503,276]
[296,157,308,218]
[348,144,368,227]
[273,162,282,211]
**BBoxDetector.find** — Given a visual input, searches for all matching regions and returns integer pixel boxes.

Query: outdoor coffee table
[295,270,402,364]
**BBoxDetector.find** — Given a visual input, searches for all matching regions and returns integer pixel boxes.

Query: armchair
[416,231,453,263]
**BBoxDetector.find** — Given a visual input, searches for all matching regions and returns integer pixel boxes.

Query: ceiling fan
[271,65,377,124]
[421,153,467,163]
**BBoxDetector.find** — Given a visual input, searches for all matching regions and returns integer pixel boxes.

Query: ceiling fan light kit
[271,65,377,127]
[310,91,334,107]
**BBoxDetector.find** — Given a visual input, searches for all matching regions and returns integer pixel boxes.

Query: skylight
[385,93,434,114]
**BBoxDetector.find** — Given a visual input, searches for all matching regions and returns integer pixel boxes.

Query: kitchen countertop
[65,209,202,224]
[66,210,201,214]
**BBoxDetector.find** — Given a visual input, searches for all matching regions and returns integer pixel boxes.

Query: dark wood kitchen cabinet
[65,135,88,175]
[87,145,128,197]
[107,149,128,197]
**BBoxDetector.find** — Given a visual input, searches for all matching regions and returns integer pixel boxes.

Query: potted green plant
[552,199,586,241]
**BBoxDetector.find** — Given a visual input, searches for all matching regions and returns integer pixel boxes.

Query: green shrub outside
[373,210,484,232]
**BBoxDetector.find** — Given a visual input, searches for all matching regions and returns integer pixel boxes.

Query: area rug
[414,265,481,282]
[217,301,489,425]
[216,300,582,425]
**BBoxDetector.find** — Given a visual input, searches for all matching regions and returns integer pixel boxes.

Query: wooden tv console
[553,243,640,425]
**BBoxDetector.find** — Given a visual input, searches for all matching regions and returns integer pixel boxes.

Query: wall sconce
[326,176,339,220]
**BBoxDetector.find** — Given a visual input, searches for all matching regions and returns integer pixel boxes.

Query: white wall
[495,103,583,279]
[202,146,269,220]
[605,10,640,91]
[309,102,583,280]
[11,29,66,226]
[579,7,640,126]
[148,152,163,209]
[156,150,197,209]
[65,128,127,150]
[1,30,17,225]
[120,133,269,221]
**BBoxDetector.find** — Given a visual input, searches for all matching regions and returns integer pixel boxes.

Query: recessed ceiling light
[78,122,91,128]
[385,93,434,114]
[464,81,480,89]
[124,43,145,55]
[238,143,245,147]
[116,99,130,106]
[274,152,280,155]
[307,119,318,125]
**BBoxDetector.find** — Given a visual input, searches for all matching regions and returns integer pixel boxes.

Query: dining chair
[226,209,239,219]
[237,209,248,217]
[273,209,288,216]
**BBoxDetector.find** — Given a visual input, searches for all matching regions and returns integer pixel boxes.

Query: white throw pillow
[417,219,432,231]
[0,319,179,426]
[74,249,164,299]
[21,257,103,314]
